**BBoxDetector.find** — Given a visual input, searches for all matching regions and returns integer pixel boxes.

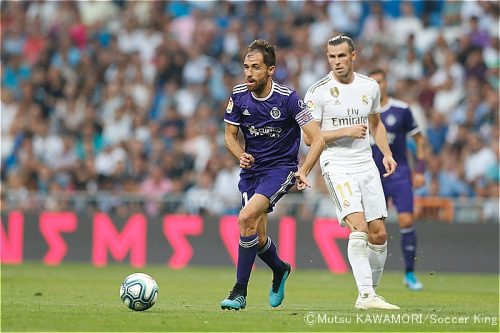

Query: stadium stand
[1,0,498,222]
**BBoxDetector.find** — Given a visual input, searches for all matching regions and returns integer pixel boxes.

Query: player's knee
[369,230,387,245]
[398,214,413,228]
[238,211,258,233]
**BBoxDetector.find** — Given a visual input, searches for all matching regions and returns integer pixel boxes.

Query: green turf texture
[1,263,498,332]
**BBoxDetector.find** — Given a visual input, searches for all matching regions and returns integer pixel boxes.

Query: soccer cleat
[221,284,247,310]
[355,293,400,310]
[404,271,423,291]
[269,262,291,307]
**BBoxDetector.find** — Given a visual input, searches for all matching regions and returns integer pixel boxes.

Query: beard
[247,77,268,94]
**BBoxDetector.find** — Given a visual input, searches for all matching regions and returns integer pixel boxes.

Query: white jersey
[305,71,381,173]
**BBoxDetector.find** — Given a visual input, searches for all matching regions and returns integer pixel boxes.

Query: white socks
[368,241,387,290]
[348,231,375,296]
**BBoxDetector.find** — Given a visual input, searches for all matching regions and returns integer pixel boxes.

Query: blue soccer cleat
[404,271,423,291]
[221,284,247,310]
[269,262,291,307]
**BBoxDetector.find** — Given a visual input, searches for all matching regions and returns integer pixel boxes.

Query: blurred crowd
[1,1,498,220]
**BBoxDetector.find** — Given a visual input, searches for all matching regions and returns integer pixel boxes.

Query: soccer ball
[120,273,158,311]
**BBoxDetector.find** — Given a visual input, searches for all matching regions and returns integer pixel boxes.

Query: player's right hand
[294,170,311,191]
[347,124,367,139]
[239,153,255,169]
[382,155,397,177]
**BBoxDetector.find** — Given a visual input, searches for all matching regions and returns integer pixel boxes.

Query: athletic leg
[221,194,269,310]
[399,213,423,290]
[367,219,388,290]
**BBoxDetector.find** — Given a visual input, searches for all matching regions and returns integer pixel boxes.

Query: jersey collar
[329,71,355,85]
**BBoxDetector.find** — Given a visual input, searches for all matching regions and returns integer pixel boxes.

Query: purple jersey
[224,81,313,174]
[372,98,420,183]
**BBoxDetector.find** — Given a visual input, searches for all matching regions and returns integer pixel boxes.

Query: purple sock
[258,236,285,275]
[236,234,259,288]
[400,227,417,273]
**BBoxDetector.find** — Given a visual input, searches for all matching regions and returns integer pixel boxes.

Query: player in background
[221,39,324,310]
[304,34,399,310]
[369,69,427,291]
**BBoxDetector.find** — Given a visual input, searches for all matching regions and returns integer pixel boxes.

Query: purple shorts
[238,169,296,213]
[382,177,414,213]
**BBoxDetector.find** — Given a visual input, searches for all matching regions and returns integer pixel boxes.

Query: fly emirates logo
[332,108,368,127]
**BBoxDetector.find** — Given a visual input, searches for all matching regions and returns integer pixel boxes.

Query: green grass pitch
[1,263,498,332]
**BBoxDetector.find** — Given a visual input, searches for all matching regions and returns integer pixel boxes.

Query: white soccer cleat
[355,293,400,310]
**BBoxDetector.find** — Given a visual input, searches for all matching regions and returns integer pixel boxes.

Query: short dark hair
[246,39,276,67]
[328,34,355,52]
[368,68,386,79]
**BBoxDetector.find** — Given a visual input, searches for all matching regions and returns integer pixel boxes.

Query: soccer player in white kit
[304,34,399,310]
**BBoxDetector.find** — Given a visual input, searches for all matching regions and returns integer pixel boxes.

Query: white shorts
[323,165,387,227]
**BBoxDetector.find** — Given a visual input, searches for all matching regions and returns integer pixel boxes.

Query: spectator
[139,164,173,217]
[1,89,19,159]
[360,2,393,45]
[467,16,490,49]
[0,1,496,221]
[430,50,465,115]
[213,155,240,214]
[391,47,423,81]
[2,55,31,93]
[484,141,499,185]
[94,143,126,177]
[416,155,472,198]
[427,112,449,154]
[184,172,221,216]
[326,1,362,38]
[392,2,422,46]
[463,133,496,184]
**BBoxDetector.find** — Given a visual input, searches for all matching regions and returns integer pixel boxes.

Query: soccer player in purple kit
[220,39,324,310]
[369,69,426,291]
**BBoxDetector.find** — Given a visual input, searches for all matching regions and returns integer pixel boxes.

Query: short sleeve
[304,89,323,124]
[370,85,381,114]
[288,91,314,128]
[223,94,242,125]
[405,107,420,136]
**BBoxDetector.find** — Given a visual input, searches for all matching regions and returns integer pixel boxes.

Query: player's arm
[413,131,427,163]
[369,113,397,177]
[405,104,427,187]
[412,131,428,187]
[304,125,367,146]
[296,120,325,189]
[302,91,366,146]
[224,123,254,169]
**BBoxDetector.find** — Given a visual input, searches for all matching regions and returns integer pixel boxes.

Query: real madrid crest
[306,100,315,111]
[270,107,281,119]
[361,95,369,105]
[330,87,339,98]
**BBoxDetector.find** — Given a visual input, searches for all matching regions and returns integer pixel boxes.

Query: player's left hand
[294,170,311,190]
[382,155,397,178]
